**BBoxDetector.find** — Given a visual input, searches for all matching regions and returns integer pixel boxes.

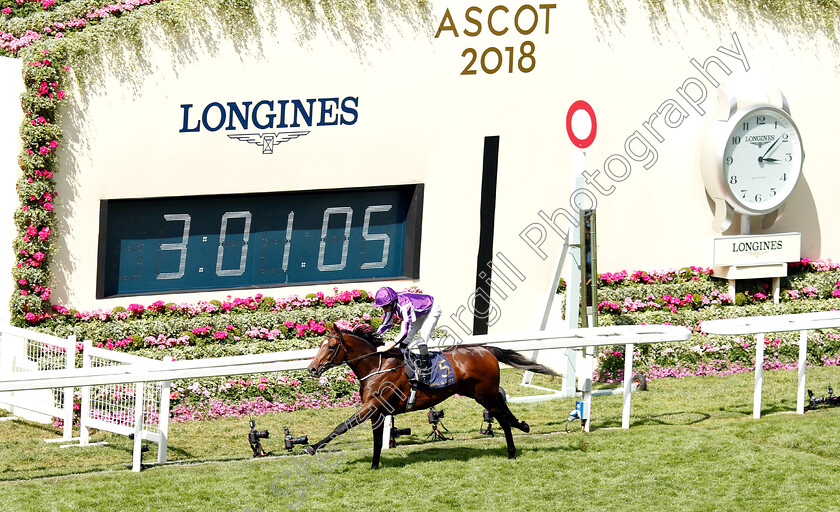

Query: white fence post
[381,415,392,450]
[80,340,92,446]
[157,361,172,465]
[581,346,593,432]
[796,329,808,415]
[61,335,76,441]
[622,343,634,429]
[753,332,765,419]
[131,381,146,472]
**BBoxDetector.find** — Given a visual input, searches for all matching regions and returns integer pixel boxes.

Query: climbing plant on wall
[0,0,835,324]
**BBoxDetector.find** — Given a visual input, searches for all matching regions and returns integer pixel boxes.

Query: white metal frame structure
[74,340,172,471]
[701,311,840,419]
[0,325,76,441]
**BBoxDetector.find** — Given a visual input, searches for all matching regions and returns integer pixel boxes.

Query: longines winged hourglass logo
[178,96,358,154]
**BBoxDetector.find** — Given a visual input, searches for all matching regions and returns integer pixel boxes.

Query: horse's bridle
[317,331,392,374]
[320,332,349,372]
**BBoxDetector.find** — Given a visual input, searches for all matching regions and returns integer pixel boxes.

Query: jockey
[373,287,442,409]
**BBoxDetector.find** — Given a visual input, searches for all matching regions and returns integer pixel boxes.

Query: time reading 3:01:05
[96,185,423,298]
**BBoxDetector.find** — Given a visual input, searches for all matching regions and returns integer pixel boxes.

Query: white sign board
[711,232,801,267]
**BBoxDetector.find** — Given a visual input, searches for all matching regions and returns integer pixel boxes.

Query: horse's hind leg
[479,389,530,433]
[475,391,528,459]
[498,418,517,459]
[497,390,530,433]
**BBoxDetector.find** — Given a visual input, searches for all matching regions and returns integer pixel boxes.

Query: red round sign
[566,100,597,149]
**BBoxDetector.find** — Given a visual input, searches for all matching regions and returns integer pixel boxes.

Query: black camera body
[427,408,444,424]
[391,426,411,437]
[389,421,412,449]
[248,419,271,457]
[249,428,270,445]
[808,386,840,408]
[284,426,308,452]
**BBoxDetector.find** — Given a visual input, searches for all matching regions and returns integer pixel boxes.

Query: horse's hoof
[519,421,530,433]
[371,464,380,470]
[304,445,316,455]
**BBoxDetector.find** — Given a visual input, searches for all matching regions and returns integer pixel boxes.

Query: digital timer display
[97,185,423,298]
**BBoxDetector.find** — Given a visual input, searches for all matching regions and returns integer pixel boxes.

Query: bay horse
[305,323,560,469]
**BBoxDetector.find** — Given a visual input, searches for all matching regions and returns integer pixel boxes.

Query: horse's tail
[484,346,561,378]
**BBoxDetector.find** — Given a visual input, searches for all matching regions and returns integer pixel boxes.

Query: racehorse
[305,323,561,469]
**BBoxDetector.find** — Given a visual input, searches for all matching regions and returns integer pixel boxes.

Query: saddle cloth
[401,350,455,389]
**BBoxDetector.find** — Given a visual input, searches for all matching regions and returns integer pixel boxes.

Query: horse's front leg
[304,403,378,455]
[370,413,385,470]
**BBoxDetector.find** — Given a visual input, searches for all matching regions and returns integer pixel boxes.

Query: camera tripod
[427,416,453,441]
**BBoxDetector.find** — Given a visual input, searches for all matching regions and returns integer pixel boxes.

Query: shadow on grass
[542,411,715,430]
[344,440,581,470]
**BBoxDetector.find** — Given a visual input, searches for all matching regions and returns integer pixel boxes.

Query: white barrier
[701,311,840,419]
[0,324,692,469]
[451,324,692,430]
[74,340,171,472]
[0,325,76,441]
[0,340,318,471]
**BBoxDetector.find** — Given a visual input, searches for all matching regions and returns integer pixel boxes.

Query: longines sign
[178,96,359,154]
[711,232,801,267]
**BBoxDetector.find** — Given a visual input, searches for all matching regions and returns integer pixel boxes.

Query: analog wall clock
[701,92,804,232]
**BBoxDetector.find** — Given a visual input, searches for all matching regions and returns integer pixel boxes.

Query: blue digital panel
[98,185,422,297]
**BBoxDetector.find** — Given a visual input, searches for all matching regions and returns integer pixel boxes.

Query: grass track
[3,367,840,511]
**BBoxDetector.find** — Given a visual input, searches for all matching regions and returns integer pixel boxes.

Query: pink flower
[1,8,11,16]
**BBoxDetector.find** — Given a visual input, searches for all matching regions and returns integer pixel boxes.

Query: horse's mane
[340,324,384,347]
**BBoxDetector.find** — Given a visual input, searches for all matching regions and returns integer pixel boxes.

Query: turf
[2,367,840,511]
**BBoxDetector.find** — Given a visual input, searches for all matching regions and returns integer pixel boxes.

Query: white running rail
[701,311,840,419]
[0,325,76,441]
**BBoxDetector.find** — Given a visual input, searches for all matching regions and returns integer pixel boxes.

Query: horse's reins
[322,333,405,381]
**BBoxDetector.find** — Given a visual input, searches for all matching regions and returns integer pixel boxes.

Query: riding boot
[418,344,431,386]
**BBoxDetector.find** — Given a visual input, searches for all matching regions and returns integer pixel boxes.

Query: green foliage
[591,0,840,41]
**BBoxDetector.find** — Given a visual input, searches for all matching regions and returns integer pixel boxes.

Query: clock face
[723,107,804,214]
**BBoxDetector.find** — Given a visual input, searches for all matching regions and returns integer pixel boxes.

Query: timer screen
[97,185,423,297]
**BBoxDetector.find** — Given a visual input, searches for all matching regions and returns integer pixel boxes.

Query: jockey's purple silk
[373,287,398,307]
[374,292,435,342]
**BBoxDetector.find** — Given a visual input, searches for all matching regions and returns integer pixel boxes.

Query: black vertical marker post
[473,136,500,336]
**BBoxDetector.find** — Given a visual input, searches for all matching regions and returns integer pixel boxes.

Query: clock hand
[760,133,784,159]
[758,157,780,163]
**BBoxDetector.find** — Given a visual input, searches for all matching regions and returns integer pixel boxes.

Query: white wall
[50,0,840,334]
[0,57,23,326]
